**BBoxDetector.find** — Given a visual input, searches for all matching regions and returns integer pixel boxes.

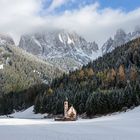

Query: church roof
[67,106,76,114]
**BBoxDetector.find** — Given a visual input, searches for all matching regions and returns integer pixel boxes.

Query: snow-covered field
[0,106,140,140]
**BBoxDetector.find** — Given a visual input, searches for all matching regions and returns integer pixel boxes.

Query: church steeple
[64,97,68,118]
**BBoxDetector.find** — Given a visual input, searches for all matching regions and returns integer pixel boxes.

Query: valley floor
[0,106,140,140]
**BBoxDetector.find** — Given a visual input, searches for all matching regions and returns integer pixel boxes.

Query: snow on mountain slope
[0,106,140,140]
[19,30,100,71]
[0,64,4,69]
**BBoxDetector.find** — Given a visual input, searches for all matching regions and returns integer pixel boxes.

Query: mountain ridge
[18,30,100,71]
[102,27,140,55]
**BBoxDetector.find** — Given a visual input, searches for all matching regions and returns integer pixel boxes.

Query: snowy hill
[10,106,48,119]
[0,106,140,140]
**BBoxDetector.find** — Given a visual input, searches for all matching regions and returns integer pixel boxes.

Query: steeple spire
[65,97,68,101]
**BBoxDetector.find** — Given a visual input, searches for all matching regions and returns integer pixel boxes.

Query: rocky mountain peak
[102,27,140,55]
[131,26,140,39]
[18,30,99,71]
[115,29,126,36]
[114,29,126,41]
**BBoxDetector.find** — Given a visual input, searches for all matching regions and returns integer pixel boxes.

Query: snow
[58,34,63,43]
[0,64,4,69]
[0,106,140,140]
[10,106,48,119]
[0,38,6,45]
[67,35,74,44]
[90,50,102,60]
[32,37,42,47]
[33,70,41,75]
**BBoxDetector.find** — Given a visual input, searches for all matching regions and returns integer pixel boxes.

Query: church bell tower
[64,97,68,118]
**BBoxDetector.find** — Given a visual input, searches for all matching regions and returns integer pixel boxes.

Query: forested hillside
[34,37,140,116]
[0,45,62,114]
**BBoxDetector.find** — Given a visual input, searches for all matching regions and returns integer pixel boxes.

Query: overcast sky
[0,0,140,46]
